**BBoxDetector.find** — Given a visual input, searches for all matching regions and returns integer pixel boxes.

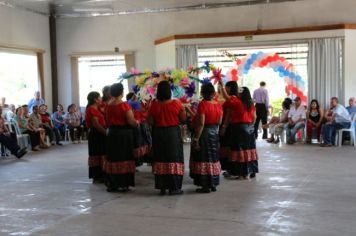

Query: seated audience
[321,97,351,147]
[0,106,27,158]
[346,97,356,116]
[5,104,16,121]
[284,96,306,144]
[306,99,324,143]
[265,98,292,143]
[29,105,49,148]
[14,106,42,151]
[52,104,66,139]
[64,104,83,143]
[39,104,62,145]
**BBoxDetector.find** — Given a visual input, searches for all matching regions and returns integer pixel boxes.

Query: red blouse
[86,106,106,128]
[40,113,51,125]
[134,110,148,123]
[197,100,223,125]
[227,96,256,123]
[106,102,132,126]
[149,99,184,127]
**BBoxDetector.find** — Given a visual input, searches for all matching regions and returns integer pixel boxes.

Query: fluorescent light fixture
[72,7,113,12]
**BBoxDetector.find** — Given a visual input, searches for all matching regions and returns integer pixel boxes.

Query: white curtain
[176,45,198,70]
[308,38,344,108]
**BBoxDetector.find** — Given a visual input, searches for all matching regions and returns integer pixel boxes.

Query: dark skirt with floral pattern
[104,126,135,189]
[88,128,106,180]
[228,123,259,177]
[152,126,184,191]
[190,125,221,188]
[133,122,152,166]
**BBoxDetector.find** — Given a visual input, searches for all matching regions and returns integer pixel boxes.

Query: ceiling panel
[1,0,309,17]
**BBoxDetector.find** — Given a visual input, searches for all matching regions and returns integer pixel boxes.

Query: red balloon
[236,59,242,65]
[231,69,238,76]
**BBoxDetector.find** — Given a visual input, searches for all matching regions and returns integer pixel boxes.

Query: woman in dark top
[221,86,258,179]
[190,83,223,193]
[105,83,139,192]
[148,80,186,196]
[306,99,324,143]
[86,92,107,183]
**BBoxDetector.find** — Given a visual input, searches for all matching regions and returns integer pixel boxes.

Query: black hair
[102,85,111,102]
[240,87,253,110]
[32,105,38,111]
[126,92,135,101]
[201,83,215,101]
[309,99,320,112]
[260,81,266,87]
[225,81,238,96]
[110,83,124,98]
[282,100,291,110]
[156,80,172,101]
[16,107,21,114]
[21,104,28,108]
[86,91,100,109]
[67,104,76,112]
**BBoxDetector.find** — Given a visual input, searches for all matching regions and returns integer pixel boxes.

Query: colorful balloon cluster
[222,51,307,103]
[119,62,223,104]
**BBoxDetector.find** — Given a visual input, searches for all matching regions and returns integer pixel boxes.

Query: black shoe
[196,188,211,193]
[211,187,217,192]
[169,190,184,195]
[159,189,166,196]
[15,148,27,159]
[106,187,118,192]
[250,173,256,179]
[56,142,63,146]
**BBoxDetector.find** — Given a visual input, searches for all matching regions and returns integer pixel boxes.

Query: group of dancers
[85,80,259,195]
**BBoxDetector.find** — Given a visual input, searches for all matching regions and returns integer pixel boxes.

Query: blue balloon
[279,72,285,77]
[290,73,296,79]
[251,54,257,60]
[257,51,264,56]
[273,67,279,72]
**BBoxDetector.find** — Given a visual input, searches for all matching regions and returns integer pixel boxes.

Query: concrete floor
[0,141,356,236]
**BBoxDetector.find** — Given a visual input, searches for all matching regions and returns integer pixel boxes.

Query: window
[0,50,40,106]
[78,55,128,107]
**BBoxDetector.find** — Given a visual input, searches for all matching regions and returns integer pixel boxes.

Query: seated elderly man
[321,97,351,147]
[346,97,356,116]
[284,96,306,144]
[0,106,27,158]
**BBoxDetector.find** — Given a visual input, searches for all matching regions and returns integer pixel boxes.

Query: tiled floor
[0,141,355,236]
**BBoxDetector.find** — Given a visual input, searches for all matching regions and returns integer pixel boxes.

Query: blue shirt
[28,98,45,113]
[346,106,356,117]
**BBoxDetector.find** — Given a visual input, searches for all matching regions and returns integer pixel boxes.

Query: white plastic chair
[335,113,356,147]
[10,119,30,149]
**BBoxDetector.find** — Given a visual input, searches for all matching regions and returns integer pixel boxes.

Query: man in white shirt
[284,96,306,144]
[321,97,351,147]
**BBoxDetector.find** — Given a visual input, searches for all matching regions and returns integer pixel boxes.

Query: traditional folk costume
[104,102,135,191]
[226,96,259,178]
[149,99,185,193]
[190,100,222,190]
[85,106,107,181]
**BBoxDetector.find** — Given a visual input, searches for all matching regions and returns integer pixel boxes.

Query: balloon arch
[223,51,307,103]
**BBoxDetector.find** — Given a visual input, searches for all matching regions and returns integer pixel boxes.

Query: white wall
[0,6,52,109]
[57,0,356,106]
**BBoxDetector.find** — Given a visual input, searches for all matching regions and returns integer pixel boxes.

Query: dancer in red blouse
[85,92,107,183]
[105,83,139,192]
[148,80,186,196]
[190,83,223,193]
[221,86,259,179]
[218,81,238,176]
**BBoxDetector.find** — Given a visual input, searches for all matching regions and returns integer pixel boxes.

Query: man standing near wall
[28,91,45,113]
[253,81,269,139]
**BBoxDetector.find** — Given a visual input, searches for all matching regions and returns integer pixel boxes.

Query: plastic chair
[335,113,356,147]
[10,119,30,149]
